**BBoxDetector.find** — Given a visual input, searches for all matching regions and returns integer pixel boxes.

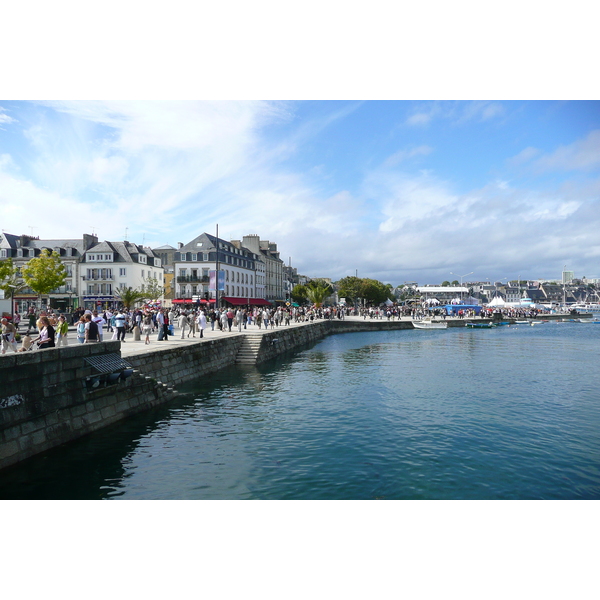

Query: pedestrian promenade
[117,317,325,358]
[113,315,439,358]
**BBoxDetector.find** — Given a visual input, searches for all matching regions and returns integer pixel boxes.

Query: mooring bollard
[133,325,141,341]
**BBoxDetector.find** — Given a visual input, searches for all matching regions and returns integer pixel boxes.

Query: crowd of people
[1,304,350,353]
[0,300,561,355]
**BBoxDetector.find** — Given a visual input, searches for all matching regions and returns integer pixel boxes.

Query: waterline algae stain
[1,323,599,499]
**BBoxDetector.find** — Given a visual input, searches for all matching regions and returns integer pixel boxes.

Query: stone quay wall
[0,341,176,471]
[125,336,244,387]
[253,318,415,363]
[0,318,419,471]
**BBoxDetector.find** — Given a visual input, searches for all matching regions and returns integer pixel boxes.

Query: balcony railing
[82,275,114,281]
[176,275,209,283]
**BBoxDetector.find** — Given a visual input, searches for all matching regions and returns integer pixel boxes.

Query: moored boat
[412,319,448,329]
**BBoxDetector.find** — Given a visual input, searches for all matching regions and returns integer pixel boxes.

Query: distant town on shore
[1,230,598,314]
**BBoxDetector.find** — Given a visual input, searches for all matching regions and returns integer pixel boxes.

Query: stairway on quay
[235,333,264,365]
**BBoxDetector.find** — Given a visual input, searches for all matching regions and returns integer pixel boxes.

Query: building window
[192,254,197,261]
[120,268,126,276]
[142,270,145,277]
[181,255,186,261]
[179,269,187,277]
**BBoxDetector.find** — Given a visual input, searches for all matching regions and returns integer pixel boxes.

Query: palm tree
[114,286,145,309]
[305,281,332,307]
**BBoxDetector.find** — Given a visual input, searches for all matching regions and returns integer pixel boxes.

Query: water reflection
[1,324,599,499]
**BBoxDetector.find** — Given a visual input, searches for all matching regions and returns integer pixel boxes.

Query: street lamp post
[450,271,473,302]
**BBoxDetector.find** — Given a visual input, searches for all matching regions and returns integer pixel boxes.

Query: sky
[1,99,599,285]
[2,4,598,594]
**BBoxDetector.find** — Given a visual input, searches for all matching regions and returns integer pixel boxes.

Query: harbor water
[1,321,599,499]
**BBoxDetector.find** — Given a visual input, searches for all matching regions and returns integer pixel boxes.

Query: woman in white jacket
[196,310,207,338]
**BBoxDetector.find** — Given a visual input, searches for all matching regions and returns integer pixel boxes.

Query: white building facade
[173,233,270,307]
[80,240,164,309]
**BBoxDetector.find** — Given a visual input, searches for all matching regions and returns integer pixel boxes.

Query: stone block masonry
[0,317,417,471]
[0,342,177,471]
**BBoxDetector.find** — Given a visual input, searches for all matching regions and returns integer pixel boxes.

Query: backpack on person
[88,319,99,341]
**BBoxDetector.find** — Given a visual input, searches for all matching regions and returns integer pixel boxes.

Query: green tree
[0,258,20,295]
[114,286,146,309]
[451,280,459,286]
[140,277,165,303]
[359,278,394,305]
[291,284,308,304]
[21,249,67,307]
[305,281,333,307]
[441,280,450,287]
[335,276,363,303]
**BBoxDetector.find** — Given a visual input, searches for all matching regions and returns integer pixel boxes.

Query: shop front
[83,295,116,311]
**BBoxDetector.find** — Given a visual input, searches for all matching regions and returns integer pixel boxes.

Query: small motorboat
[412,318,448,330]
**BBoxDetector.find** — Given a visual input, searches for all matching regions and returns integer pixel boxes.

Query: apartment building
[173,233,270,307]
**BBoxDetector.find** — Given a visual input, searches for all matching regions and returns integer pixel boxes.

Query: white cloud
[1,101,599,285]
[405,112,434,126]
[507,146,540,167]
[533,129,600,172]
[383,145,433,167]
[0,106,15,126]
[405,101,506,127]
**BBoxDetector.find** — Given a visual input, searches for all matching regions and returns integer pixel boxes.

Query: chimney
[178,242,183,249]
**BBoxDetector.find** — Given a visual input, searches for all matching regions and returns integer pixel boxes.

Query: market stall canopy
[487,296,506,307]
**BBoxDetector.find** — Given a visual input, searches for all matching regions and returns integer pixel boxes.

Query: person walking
[178,312,189,339]
[55,314,69,347]
[220,309,229,332]
[236,308,243,332]
[142,314,152,345]
[156,309,169,341]
[114,310,127,342]
[76,315,86,344]
[92,310,106,342]
[25,308,37,334]
[197,310,207,338]
[83,314,99,344]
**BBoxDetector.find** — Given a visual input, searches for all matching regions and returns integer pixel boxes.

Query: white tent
[487,296,506,307]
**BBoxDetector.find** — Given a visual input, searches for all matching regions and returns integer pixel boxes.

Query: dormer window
[17,249,23,257]
[0,249,7,258]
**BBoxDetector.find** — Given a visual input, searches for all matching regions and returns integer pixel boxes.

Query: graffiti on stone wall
[0,394,25,409]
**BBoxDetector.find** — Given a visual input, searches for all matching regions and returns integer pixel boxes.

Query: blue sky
[1,100,599,285]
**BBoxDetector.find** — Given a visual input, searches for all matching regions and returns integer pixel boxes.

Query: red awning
[221,297,271,306]
[252,298,272,306]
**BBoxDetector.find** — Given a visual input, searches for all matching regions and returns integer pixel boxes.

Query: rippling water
[2,321,600,499]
